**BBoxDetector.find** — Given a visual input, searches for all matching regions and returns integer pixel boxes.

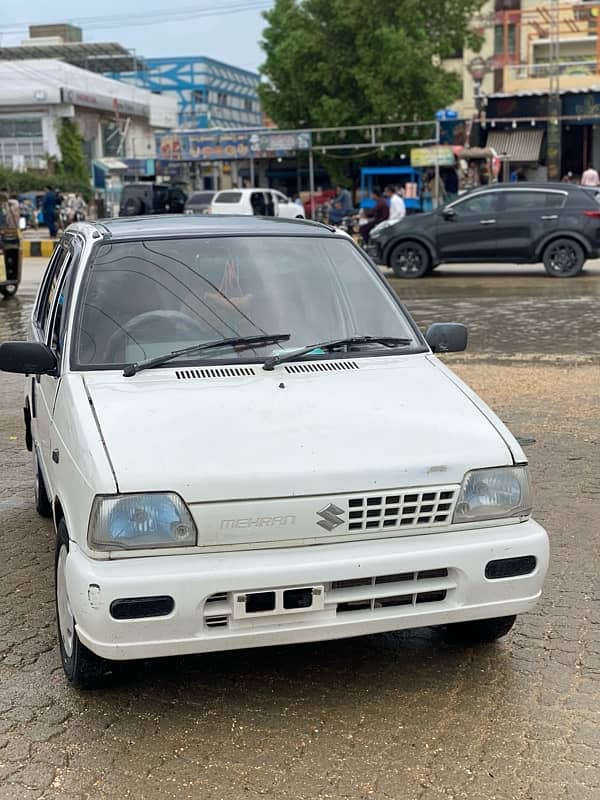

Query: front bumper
[366,241,382,262]
[67,520,549,660]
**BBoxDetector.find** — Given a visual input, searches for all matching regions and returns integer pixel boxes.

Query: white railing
[508,60,598,80]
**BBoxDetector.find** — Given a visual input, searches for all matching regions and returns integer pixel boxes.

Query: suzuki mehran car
[0,215,549,688]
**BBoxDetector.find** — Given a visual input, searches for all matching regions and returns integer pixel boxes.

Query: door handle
[479,219,496,225]
[541,215,558,220]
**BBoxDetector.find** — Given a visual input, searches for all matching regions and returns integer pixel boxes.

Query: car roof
[67,215,334,242]
[467,182,589,194]
[214,188,282,196]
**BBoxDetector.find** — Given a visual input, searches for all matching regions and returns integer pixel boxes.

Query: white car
[0,215,549,688]
[210,188,305,219]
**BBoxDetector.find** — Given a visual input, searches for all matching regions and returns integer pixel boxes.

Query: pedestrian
[0,188,8,226]
[580,164,599,186]
[328,183,354,225]
[562,171,574,183]
[95,193,106,220]
[7,193,20,228]
[361,187,389,243]
[443,168,459,202]
[384,184,406,224]
[292,192,303,208]
[42,186,58,237]
[73,193,87,221]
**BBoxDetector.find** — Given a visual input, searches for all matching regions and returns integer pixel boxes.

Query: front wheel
[439,615,516,645]
[542,238,585,277]
[0,283,18,298]
[389,241,431,278]
[55,521,112,689]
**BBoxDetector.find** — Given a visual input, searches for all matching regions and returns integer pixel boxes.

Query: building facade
[443,1,600,178]
[0,59,177,171]
[109,57,262,129]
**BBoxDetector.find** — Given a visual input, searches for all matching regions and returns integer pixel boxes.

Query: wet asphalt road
[0,260,599,800]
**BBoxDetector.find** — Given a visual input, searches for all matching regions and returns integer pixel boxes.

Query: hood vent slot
[175,367,256,380]
[284,361,359,374]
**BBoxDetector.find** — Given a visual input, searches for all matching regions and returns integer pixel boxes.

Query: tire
[0,284,18,298]
[440,615,517,645]
[33,452,52,518]
[542,238,585,277]
[121,197,144,217]
[55,521,112,689]
[389,241,431,278]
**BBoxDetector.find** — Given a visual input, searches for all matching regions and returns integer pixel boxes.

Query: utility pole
[547,0,561,180]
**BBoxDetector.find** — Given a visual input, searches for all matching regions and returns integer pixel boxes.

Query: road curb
[22,240,56,258]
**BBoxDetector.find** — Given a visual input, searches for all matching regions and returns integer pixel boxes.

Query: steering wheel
[103,310,211,363]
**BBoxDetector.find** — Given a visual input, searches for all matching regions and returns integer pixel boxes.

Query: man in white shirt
[581,165,599,186]
[385,185,406,223]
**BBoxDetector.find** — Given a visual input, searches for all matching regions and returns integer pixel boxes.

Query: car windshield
[72,235,418,368]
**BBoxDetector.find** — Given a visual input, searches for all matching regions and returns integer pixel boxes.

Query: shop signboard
[410,146,455,167]
[155,129,312,161]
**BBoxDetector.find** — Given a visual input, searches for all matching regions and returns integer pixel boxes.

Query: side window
[504,191,548,210]
[264,192,275,217]
[454,193,501,216]
[34,246,69,334]
[250,192,266,215]
[49,259,75,355]
[545,192,567,209]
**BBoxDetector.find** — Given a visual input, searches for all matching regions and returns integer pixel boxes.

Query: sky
[0,1,275,73]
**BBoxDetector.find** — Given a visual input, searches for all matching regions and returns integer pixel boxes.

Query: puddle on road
[388,272,600,357]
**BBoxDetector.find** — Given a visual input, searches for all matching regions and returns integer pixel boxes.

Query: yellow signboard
[410,146,456,168]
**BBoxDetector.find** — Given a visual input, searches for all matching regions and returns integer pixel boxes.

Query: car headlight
[88,493,197,550]
[453,466,532,524]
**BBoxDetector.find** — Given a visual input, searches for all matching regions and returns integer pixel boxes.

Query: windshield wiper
[262,336,413,371]
[123,333,291,377]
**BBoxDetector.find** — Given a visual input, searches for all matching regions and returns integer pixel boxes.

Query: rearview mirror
[442,207,456,220]
[0,341,57,375]
[425,323,467,353]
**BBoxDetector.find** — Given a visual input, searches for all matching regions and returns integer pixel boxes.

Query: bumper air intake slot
[485,556,537,579]
[110,596,174,620]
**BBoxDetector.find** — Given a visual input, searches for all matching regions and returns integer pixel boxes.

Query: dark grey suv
[368,183,600,278]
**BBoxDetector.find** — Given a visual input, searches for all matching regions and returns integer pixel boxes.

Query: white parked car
[210,188,305,219]
[0,215,549,688]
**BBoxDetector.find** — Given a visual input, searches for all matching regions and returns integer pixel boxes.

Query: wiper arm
[123,333,291,377]
[262,336,412,371]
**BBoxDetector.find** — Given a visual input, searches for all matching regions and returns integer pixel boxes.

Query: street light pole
[547,0,561,180]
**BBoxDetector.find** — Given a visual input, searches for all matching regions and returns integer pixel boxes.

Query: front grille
[332,569,454,614]
[347,489,458,532]
[201,568,455,630]
[175,367,256,380]
[284,361,359,374]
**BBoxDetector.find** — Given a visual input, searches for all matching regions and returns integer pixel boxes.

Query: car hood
[373,212,436,241]
[83,355,515,503]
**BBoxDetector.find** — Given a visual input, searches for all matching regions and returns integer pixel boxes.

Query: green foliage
[0,165,91,200]
[259,0,484,129]
[57,119,90,186]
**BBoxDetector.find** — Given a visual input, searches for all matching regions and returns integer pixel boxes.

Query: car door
[493,189,565,261]
[29,244,70,470]
[435,191,504,262]
[35,241,76,494]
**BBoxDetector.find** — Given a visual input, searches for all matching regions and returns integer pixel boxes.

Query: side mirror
[0,342,57,375]
[442,207,456,220]
[425,323,468,353]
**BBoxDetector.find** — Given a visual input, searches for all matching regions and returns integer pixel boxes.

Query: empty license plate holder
[233,586,325,619]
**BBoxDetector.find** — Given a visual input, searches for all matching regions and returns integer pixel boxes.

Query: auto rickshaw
[0,196,23,298]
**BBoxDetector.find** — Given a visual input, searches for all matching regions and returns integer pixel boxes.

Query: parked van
[211,188,305,219]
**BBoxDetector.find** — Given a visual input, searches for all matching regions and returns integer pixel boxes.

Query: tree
[259,0,485,129]
[57,119,91,196]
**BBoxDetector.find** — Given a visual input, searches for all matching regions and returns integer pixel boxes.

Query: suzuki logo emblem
[317,503,345,531]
